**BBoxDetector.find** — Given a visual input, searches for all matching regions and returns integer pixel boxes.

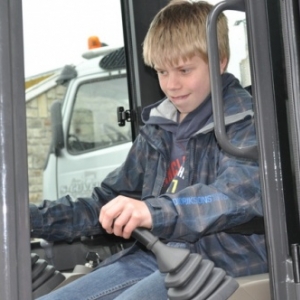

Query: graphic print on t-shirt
[164,155,186,194]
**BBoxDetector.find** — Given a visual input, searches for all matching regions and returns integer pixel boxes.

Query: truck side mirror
[50,100,64,154]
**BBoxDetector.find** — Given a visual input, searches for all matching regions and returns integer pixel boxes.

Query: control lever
[132,228,239,300]
[40,239,55,266]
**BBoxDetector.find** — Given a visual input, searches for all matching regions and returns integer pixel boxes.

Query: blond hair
[143,0,230,69]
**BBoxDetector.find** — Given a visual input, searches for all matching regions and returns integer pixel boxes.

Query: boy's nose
[166,73,181,90]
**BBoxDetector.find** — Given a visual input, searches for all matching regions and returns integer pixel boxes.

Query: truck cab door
[44,67,132,200]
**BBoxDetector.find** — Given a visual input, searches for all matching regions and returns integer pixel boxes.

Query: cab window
[67,75,131,154]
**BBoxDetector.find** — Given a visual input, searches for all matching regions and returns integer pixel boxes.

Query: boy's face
[155,55,211,121]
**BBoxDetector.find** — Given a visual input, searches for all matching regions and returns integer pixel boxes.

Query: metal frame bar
[0,0,32,299]
[207,0,258,161]
[246,0,292,298]
[120,0,167,137]
[280,0,300,223]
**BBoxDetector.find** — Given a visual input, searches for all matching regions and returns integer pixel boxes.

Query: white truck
[43,46,133,200]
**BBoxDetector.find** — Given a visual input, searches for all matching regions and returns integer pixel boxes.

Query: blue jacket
[31,73,268,277]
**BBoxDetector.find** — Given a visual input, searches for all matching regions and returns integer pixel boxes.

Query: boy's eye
[180,68,190,74]
[157,70,167,76]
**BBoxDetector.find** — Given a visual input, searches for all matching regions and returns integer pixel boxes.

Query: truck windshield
[67,75,131,154]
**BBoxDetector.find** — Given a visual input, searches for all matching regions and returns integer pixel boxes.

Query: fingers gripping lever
[132,228,239,300]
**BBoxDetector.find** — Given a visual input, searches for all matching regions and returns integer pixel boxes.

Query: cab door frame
[0,0,32,298]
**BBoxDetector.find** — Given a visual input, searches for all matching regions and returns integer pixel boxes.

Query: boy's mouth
[170,94,189,101]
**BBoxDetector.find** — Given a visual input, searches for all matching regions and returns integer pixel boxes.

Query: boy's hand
[99,196,152,239]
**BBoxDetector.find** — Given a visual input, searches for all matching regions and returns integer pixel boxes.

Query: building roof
[25,68,62,102]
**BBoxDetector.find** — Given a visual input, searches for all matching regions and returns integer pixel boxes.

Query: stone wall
[26,84,66,204]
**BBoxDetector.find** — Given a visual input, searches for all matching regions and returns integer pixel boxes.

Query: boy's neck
[179,112,188,123]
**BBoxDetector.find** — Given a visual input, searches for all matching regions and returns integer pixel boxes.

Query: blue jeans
[37,247,167,300]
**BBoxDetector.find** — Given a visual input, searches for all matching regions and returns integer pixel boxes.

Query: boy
[32,0,268,299]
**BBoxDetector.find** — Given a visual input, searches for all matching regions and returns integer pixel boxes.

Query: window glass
[67,75,131,154]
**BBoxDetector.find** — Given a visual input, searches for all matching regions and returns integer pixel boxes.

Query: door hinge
[117,107,134,126]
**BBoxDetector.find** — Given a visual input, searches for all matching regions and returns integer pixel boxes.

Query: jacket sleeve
[145,117,263,242]
[30,137,146,242]
[30,193,107,241]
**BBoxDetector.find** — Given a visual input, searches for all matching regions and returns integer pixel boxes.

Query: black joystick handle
[132,228,239,300]
[132,227,190,273]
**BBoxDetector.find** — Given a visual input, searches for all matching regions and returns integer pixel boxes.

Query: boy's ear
[220,58,228,74]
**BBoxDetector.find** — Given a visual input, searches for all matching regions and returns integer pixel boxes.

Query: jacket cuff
[145,197,176,238]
